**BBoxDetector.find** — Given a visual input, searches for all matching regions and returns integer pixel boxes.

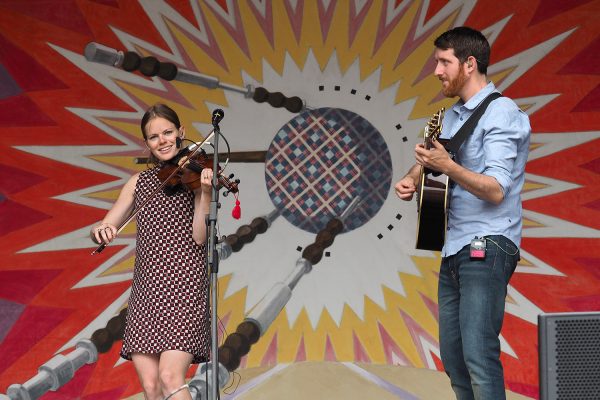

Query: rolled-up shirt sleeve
[481,101,530,196]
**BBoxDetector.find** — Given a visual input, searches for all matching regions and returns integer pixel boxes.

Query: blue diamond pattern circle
[265,107,392,233]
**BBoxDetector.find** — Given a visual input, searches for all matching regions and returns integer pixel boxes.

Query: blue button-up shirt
[439,82,531,257]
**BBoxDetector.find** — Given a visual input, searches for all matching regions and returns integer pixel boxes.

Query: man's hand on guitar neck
[415,138,452,174]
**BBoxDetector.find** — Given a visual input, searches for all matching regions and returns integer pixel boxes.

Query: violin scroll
[222,173,241,197]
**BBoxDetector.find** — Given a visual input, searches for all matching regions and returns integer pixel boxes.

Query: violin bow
[91,130,215,255]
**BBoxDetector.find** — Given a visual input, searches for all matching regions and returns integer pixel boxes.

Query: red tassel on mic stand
[232,193,241,220]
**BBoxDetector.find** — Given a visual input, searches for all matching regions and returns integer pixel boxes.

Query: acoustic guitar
[415,108,449,251]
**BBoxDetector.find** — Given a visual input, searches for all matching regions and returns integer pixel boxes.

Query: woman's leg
[131,353,161,400]
[159,350,194,400]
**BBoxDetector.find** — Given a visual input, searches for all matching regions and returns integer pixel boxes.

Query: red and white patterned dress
[120,165,211,363]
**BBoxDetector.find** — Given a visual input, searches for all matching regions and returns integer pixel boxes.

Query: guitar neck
[424,136,449,150]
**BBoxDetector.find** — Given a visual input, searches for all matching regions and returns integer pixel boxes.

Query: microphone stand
[207,110,223,400]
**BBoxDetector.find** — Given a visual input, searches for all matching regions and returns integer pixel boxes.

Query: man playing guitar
[395,27,531,400]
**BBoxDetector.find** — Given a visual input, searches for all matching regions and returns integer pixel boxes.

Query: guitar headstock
[424,107,445,143]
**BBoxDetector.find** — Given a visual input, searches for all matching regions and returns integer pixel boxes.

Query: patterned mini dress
[120,165,210,363]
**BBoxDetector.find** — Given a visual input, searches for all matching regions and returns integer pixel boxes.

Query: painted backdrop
[1,1,599,399]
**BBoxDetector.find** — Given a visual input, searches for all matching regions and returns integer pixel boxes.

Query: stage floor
[221,362,533,399]
[126,362,534,399]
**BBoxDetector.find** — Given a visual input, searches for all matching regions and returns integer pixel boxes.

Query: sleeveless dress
[120,165,211,363]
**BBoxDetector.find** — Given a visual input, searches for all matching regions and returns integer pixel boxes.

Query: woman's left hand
[197,169,213,195]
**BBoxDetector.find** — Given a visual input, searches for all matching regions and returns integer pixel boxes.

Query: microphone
[84,42,141,71]
[212,109,224,126]
[84,42,122,66]
[84,42,221,85]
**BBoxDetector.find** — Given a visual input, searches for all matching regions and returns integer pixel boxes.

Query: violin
[157,148,239,196]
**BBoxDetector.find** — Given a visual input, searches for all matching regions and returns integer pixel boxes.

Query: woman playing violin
[91,103,212,400]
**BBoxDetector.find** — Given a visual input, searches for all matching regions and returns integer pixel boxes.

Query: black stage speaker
[539,312,600,400]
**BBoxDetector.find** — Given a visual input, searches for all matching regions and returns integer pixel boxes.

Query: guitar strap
[445,91,503,156]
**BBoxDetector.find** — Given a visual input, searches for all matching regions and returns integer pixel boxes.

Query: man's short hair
[434,26,490,74]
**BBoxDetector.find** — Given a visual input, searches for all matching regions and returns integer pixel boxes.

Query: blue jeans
[438,235,519,400]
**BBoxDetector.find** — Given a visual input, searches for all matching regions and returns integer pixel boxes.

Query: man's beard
[442,66,468,98]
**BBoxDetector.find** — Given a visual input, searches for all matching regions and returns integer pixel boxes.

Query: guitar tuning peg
[223,190,229,197]
[229,173,235,179]
[235,179,240,184]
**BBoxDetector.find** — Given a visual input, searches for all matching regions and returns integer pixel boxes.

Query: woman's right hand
[91,222,117,244]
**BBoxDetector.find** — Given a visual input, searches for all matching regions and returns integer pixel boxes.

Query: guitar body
[416,172,448,251]
[415,108,448,251]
